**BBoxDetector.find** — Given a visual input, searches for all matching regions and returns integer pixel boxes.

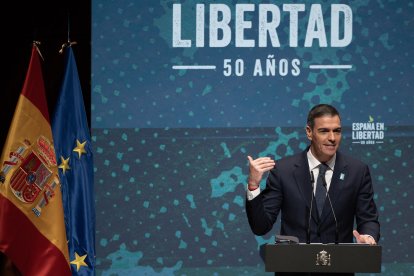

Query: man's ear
[305,125,312,141]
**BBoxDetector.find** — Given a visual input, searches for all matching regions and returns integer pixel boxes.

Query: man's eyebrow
[317,127,342,131]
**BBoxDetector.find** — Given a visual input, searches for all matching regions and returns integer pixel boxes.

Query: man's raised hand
[247,156,275,190]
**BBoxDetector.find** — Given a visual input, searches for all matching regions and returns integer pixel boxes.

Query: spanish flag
[0,44,71,275]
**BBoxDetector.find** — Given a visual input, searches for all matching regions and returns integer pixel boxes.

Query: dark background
[0,1,90,271]
[1,1,91,152]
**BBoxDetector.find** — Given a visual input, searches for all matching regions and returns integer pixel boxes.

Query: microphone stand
[323,182,339,244]
[306,171,315,244]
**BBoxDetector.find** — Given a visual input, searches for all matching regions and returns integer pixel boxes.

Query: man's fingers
[248,156,275,165]
[253,157,275,165]
[260,163,276,171]
[247,156,275,173]
[366,236,376,245]
[353,230,376,245]
[256,156,272,161]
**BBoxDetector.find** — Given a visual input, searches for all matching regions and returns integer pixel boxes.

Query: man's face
[306,115,342,163]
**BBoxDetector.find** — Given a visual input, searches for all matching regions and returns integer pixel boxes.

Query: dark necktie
[315,163,329,217]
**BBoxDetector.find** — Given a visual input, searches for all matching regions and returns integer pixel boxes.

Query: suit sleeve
[245,168,283,236]
[355,164,381,242]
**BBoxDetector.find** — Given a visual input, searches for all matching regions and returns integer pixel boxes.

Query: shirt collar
[307,148,336,171]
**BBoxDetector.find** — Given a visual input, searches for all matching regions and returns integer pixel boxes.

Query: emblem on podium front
[316,250,331,266]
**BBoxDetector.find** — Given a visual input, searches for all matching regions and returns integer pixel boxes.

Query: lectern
[265,243,382,273]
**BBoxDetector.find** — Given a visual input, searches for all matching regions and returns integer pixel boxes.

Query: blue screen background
[92,1,414,274]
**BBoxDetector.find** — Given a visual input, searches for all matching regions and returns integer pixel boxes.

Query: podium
[265,243,382,273]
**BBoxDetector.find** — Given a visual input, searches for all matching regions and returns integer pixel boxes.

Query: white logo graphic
[352,116,385,145]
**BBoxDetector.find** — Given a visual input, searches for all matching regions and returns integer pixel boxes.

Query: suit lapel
[320,152,348,223]
[293,150,319,222]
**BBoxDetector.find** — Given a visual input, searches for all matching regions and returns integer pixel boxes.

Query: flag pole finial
[59,41,78,54]
[59,12,78,54]
[33,41,45,61]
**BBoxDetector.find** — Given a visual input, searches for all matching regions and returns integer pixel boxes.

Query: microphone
[323,181,339,244]
[306,171,315,244]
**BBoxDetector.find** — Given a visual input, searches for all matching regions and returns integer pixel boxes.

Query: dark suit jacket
[246,149,380,243]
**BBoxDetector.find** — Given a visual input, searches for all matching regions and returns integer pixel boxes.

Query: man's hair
[306,104,340,129]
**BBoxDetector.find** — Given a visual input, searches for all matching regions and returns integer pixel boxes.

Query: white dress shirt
[247,149,336,200]
[307,150,336,193]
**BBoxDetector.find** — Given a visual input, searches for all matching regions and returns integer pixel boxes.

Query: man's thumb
[353,230,361,240]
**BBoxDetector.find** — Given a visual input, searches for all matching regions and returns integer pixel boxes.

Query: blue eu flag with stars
[52,46,95,275]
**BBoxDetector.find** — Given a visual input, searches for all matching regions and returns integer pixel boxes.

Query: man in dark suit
[245,104,380,275]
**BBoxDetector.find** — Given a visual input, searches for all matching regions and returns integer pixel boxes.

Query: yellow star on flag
[73,139,87,159]
[70,252,88,271]
[58,156,70,174]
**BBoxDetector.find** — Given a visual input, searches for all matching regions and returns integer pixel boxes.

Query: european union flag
[52,46,95,275]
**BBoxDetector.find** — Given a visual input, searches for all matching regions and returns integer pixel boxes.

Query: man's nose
[328,131,335,141]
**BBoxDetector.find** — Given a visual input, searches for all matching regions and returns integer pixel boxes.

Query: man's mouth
[324,144,336,148]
